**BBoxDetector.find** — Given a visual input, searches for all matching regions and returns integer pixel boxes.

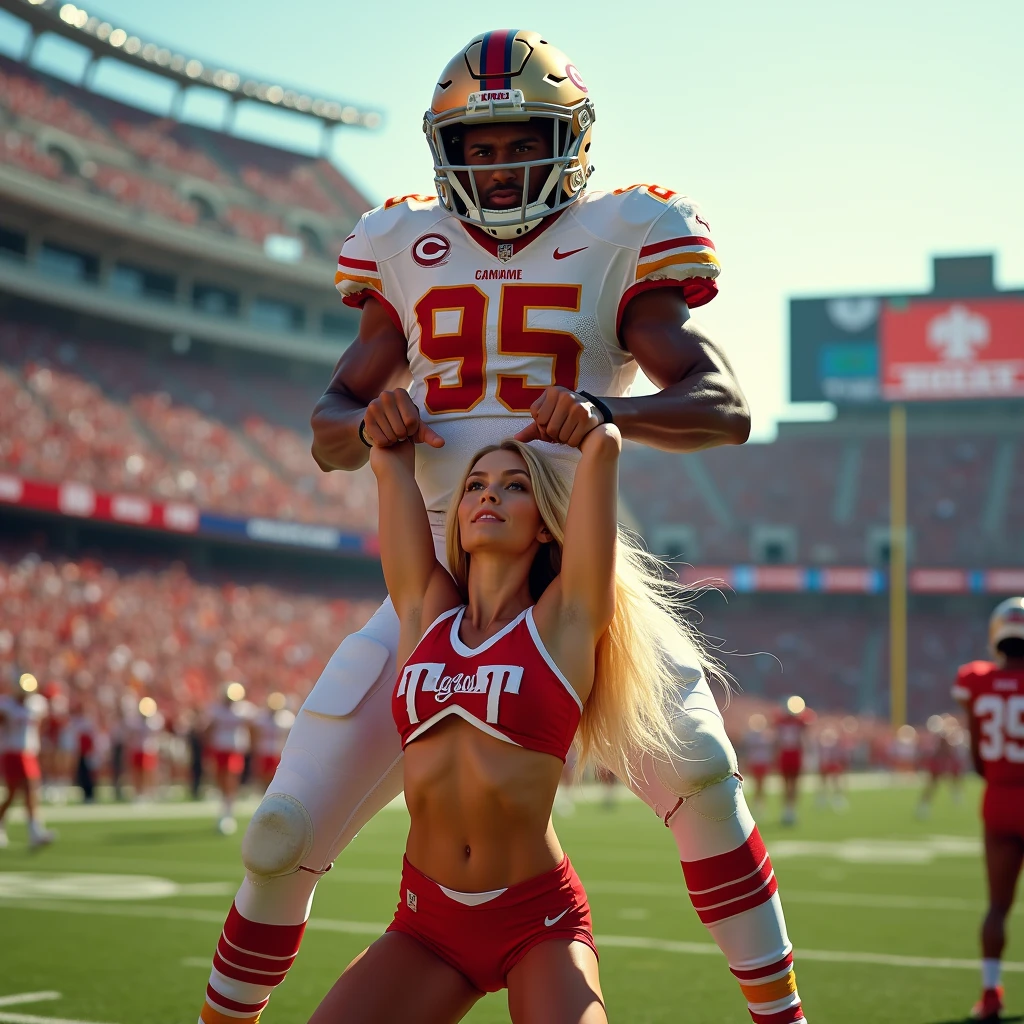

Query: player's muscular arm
[609,288,751,452]
[309,298,412,473]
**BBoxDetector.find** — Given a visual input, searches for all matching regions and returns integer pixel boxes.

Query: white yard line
[6,897,1021,974]
[3,774,927,823]
[595,934,1024,972]
[0,998,59,1010]
[0,1014,117,1024]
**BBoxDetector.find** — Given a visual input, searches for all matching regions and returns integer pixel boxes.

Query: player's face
[459,122,554,210]
[458,450,551,556]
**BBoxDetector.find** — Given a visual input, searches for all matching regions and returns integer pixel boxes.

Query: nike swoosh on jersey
[544,908,571,927]
[552,246,588,260]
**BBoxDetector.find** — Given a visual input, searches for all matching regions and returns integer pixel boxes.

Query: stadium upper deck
[0,37,372,365]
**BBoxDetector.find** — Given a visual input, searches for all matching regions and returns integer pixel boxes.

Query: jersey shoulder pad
[335,195,446,306]
[580,185,720,309]
[952,659,995,701]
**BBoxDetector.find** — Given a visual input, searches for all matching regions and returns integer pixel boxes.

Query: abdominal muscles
[403,716,565,893]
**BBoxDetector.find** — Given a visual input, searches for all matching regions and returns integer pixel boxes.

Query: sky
[2,0,1022,440]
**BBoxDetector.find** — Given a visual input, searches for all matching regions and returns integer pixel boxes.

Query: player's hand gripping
[513,386,603,449]
[362,388,444,448]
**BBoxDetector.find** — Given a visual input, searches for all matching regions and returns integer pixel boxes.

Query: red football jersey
[952,660,1024,786]
[774,709,810,752]
[393,605,583,763]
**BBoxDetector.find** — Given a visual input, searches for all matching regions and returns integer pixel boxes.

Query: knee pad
[659,705,738,797]
[242,792,314,879]
[633,706,740,822]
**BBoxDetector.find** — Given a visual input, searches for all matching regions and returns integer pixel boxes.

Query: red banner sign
[881,298,1024,400]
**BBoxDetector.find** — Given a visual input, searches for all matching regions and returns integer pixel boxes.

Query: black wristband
[578,390,614,425]
[358,419,373,448]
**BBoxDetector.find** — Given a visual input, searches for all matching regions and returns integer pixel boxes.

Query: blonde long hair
[446,440,722,783]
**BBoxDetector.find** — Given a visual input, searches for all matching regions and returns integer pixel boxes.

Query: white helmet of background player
[423,29,595,239]
[989,597,1024,662]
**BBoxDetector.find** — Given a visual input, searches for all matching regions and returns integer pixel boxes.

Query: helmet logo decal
[565,64,587,92]
[412,233,452,268]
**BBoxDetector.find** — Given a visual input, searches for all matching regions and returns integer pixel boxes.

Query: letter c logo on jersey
[412,233,451,268]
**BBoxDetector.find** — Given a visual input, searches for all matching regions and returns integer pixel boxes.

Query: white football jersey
[336,185,720,511]
[208,701,253,753]
[0,695,45,755]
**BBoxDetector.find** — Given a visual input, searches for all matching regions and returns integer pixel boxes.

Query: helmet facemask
[425,89,594,239]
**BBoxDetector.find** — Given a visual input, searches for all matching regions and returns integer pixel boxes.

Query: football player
[744,712,773,812]
[775,696,813,826]
[953,597,1024,1022]
[205,682,254,835]
[199,31,806,1024]
[0,670,55,849]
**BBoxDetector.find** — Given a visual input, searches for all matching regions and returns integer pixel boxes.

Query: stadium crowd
[0,545,377,797]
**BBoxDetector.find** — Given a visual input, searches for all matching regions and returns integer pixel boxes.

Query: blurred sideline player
[128,696,164,800]
[953,596,1024,1022]
[0,671,55,849]
[916,714,965,819]
[776,696,813,826]
[254,692,294,791]
[743,713,773,812]
[816,725,848,811]
[200,30,809,1024]
[205,682,254,834]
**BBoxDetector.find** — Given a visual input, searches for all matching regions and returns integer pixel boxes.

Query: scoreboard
[789,254,1024,404]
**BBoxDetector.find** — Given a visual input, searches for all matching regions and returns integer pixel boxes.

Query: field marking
[2,774,927,825]
[0,1014,117,1024]
[6,897,1023,974]
[3,866,1015,916]
[0,998,59,1010]
[0,873,233,901]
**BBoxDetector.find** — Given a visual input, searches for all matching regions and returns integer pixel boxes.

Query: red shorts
[779,750,802,778]
[929,756,961,779]
[820,761,844,777]
[210,750,245,775]
[749,764,769,782]
[2,751,41,788]
[387,855,597,993]
[982,785,1024,840]
[131,750,158,772]
[257,754,280,778]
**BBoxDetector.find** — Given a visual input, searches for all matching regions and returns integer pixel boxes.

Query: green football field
[1,777,1021,1024]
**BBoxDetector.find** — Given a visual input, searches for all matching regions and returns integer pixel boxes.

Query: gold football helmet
[423,30,595,239]
[990,596,1024,660]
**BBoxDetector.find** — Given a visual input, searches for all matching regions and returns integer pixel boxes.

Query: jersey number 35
[974,693,1024,762]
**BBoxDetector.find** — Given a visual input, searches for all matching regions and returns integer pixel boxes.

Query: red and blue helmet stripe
[480,29,519,90]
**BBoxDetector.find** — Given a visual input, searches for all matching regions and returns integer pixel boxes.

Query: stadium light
[19,672,38,692]
[139,696,157,717]
[11,0,383,128]
[785,695,806,715]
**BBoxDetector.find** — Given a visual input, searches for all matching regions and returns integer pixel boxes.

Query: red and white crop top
[392,605,583,763]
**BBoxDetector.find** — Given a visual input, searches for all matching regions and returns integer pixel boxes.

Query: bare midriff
[403,716,565,893]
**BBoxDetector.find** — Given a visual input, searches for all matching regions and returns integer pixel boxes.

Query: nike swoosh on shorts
[544,908,570,927]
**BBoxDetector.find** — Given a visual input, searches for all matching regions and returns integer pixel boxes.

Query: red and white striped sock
[199,902,306,1024]
[671,782,806,1023]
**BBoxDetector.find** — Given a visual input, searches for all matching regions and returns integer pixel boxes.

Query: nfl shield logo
[406,889,418,913]
[497,243,514,263]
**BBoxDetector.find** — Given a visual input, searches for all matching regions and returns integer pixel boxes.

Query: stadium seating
[699,602,987,721]
[0,322,375,530]
[0,55,369,250]
[622,431,1020,567]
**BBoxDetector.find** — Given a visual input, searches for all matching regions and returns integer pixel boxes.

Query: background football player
[199,30,807,1024]
[953,596,1024,1023]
